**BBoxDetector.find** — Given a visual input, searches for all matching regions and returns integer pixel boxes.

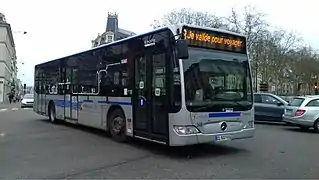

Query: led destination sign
[181,26,247,53]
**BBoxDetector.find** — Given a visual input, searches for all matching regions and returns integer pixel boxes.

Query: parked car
[283,95,319,132]
[254,93,288,122]
[21,94,34,108]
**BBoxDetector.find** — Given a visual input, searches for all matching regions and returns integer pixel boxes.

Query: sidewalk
[0,102,20,109]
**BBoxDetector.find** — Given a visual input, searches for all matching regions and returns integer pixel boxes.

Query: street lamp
[13,31,27,34]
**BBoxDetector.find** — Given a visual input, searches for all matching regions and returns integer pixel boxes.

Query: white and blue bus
[34,24,254,146]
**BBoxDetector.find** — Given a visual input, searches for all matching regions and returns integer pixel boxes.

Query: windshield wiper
[193,102,218,111]
[193,98,251,111]
[215,97,251,110]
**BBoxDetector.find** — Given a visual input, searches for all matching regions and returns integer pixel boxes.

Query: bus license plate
[215,135,231,142]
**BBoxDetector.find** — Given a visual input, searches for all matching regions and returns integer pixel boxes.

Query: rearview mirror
[277,101,284,106]
[195,89,203,101]
[176,39,189,59]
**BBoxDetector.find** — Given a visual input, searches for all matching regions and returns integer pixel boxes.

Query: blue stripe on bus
[53,99,132,109]
[106,101,132,106]
[97,100,108,104]
[209,112,241,118]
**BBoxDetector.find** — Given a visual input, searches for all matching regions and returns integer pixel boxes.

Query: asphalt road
[0,104,318,179]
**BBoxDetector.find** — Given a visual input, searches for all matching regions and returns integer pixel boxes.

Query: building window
[107,35,113,42]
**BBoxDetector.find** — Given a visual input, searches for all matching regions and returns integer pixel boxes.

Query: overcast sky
[1,0,317,86]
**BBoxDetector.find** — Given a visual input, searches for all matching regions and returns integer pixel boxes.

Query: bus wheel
[49,103,57,124]
[109,109,127,142]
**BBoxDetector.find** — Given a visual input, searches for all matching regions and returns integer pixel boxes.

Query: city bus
[33,24,254,146]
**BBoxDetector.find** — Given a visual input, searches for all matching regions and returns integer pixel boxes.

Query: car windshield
[24,94,34,99]
[183,48,253,112]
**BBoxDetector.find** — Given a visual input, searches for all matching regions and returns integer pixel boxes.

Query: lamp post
[13,31,27,35]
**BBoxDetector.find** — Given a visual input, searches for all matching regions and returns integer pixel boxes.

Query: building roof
[0,22,15,48]
[0,12,6,22]
[118,28,136,36]
[0,12,14,48]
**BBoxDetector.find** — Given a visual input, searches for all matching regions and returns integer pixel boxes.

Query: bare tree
[151,8,228,29]
[227,5,269,50]
[226,5,270,91]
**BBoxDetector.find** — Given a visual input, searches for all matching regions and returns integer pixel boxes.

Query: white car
[21,94,34,108]
[283,95,319,133]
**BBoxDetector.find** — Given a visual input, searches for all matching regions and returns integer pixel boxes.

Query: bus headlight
[173,125,200,135]
[243,120,254,129]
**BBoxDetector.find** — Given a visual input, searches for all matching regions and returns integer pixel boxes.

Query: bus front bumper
[169,128,255,146]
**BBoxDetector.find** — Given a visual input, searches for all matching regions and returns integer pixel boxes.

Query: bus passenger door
[64,84,78,121]
[39,75,46,114]
[133,55,149,137]
[150,52,169,142]
[133,50,169,143]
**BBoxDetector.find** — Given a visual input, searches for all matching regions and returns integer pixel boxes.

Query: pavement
[0,104,319,179]
[0,102,26,112]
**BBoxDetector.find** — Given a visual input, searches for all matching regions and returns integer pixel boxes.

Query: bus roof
[35,24,246,67]
[35,26,170,67]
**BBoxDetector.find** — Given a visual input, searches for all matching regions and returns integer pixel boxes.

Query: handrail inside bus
[68,61,124,95]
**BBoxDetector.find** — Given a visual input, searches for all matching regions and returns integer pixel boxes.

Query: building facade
[0,13,18,103]
[91,13,136,48]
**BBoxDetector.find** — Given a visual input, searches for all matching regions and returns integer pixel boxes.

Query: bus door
[133,48,169,143]
[64,83,78,121]
[39,73,46,113]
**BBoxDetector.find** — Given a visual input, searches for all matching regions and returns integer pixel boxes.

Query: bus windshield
[183,48,253,112]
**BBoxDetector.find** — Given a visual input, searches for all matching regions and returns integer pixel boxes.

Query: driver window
[262,95,279,105]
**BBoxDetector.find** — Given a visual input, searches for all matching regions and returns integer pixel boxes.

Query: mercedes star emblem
[220,122,227,131]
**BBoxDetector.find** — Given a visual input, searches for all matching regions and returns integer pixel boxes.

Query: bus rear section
[168,25,254,146]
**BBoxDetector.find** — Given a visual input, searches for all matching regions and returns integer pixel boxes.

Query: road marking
[0,108,7,112]
[0,132,5,137]
[12,108,19,111]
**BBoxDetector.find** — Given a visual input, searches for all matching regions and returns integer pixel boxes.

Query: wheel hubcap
[112,116,124,134]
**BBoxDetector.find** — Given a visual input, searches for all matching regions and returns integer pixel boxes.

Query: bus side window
[103,64,131,97]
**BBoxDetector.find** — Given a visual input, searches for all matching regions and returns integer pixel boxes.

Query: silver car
[282,95,319,133]
[21,94,34,108]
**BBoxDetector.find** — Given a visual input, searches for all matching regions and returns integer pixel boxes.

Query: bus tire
[48,103,57,124]
[108,108,127,142]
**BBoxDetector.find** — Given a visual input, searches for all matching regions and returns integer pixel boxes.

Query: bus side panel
[78,96,107,130]
[107,97,133,137]
[46,94,65,120]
